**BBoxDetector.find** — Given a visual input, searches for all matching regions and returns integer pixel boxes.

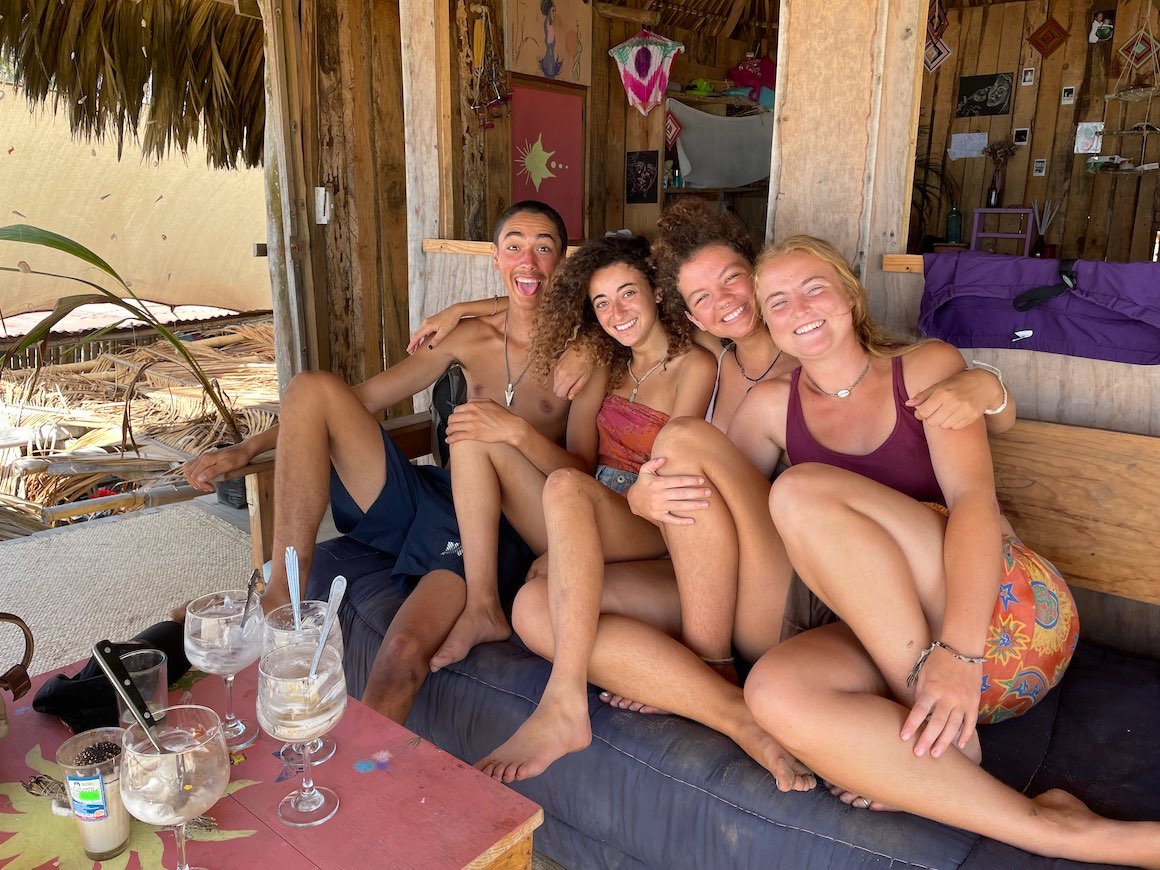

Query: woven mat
[0,504,252,674]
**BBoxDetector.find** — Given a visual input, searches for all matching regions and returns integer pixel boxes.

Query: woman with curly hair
[431,235,715,748]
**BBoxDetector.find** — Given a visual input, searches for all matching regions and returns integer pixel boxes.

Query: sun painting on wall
[511,83,584,240]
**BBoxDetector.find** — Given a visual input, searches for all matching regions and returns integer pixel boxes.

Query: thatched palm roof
[0,0,265,169]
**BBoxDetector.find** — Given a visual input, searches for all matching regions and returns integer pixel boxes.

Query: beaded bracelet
[970,360,1008,416]
[906,640,986,688]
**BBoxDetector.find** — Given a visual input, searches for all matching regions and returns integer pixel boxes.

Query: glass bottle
[946,202,963,244]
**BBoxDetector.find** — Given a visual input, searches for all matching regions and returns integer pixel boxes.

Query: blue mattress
[308,535,1159,870]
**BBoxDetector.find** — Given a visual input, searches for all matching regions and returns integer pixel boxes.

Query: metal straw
[285,546,302,632]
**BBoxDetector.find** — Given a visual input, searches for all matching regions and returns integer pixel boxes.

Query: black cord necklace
[732,343,782,393]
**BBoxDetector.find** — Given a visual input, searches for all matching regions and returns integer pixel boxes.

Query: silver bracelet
[970,360,1007,416]
[906,640,987,688]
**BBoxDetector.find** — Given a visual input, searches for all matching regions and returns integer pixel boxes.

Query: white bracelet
[970,360,1007,416]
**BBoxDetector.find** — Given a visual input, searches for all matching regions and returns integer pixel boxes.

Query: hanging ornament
[608,30,684,117]
[469,3,511,130]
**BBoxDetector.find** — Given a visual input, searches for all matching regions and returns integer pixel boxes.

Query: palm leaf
[0,225,124,286]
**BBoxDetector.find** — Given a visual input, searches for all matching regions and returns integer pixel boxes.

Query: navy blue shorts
[329,426,534,607]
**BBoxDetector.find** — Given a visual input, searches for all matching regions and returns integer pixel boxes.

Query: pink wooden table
[0,662,542,869]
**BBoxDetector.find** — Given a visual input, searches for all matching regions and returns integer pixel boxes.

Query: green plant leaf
[0,225,125,288]
[0,294,112,367]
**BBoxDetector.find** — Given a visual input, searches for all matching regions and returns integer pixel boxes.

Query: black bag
[429,364,468,468]
[33,619,190,733]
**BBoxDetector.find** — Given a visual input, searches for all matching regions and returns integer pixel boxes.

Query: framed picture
[1074,121,1105,154]
[1021,67,1036,86]
[1061,86,1076,105]
[956,73,1014,117]
[1013,128,1030,145]
[625,151,659,204]
[1089,10,1115,44]
[505,0,593,85]
[1033,159,1047,176]
[510,81,585,240]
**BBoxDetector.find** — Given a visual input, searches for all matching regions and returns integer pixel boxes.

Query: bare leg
[361,570,466,722]
[431,439,550,672]
[651,418,793,664]
[510,574,814,792]
[747,625,1160,868]
[476,469,670,782]
[267,371,391,609]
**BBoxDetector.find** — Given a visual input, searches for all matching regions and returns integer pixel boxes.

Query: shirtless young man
[182,201,605,722]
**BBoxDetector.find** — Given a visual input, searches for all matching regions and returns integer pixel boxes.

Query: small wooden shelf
[1105,86,1160,103]
[668,93,766,110]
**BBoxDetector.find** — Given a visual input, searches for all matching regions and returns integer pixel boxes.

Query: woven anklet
[906,640,986,688]
[700,655,735,666]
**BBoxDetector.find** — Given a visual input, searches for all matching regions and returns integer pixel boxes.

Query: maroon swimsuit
[785,356,944,504]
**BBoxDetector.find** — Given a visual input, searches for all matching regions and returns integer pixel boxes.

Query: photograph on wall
[1013,128,1030,145]
[1061,85,1076,105]
[1089,10,1115,43]
[1074,121,1105,154]
[1021,67,1036,86]
[505,0,593,86]
[510,82,585,239]
[956,73,1014,117]
[1033,158,1047,176]
[625,151,659,204]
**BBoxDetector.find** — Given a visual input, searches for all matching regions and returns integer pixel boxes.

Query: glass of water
[121,705,230,870]
[183,590,264,750]
[263,601,344,766]
[257,642,347,826]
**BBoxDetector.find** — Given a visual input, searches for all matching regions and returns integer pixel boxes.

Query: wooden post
[259,0,316,389]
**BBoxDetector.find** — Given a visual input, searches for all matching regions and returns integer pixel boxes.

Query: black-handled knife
[92,640,164,751]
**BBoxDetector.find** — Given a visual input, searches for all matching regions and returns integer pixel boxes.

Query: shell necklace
[805,357,872,399]
[502,310,531,407]
[626,353,669,403]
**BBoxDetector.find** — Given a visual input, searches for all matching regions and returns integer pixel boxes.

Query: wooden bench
[240,415,1160,609]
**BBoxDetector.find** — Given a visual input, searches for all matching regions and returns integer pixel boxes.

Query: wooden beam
[595,2,661,25]
[259,0,314,388]
[720,0,748,37]
[882,253,924,273]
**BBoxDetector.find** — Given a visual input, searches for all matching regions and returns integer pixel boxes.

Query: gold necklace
[502,310,531,407]
[805,357,872,399]
[626,354,669,403]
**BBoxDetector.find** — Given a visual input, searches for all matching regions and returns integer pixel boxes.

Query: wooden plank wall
[449,0,757,242]
[917,0,1160,260]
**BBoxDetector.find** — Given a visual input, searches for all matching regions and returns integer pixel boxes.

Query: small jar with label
[56,727,131,861]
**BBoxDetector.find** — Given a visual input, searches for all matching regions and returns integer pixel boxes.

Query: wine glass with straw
[183,583,265,751]
[256,576,348,826]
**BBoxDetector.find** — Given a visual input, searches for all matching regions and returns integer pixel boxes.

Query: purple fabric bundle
[918,251,1160,365]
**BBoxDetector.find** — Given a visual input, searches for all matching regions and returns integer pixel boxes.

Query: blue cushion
[309,536,1159,870]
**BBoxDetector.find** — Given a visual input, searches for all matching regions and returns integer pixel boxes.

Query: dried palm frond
[0,0,265,169]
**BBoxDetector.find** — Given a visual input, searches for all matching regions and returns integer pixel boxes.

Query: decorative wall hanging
[924,0,951,73]
[956,73,1014,117]
[505,0,593,86]
[1118,27,1159,69]
[1074,121,1105,153]
[925,38,953,73]
[608,30,685,116]
[625,151,659,204]
[1021,67,1036,86]
[510,83,585,239]
[470,3,511,129]
[664,111,682,149]
[927,0,948,42]
[1029,18,1069,58]
[1061,86,1076,105]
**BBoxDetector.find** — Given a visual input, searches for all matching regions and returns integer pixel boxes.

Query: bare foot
[732,718,816,792]
[826,782,898,812]
[475,694,592,783]
[1032,789,1160,869]
[597,691,668,715]
[430,604,511,672]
